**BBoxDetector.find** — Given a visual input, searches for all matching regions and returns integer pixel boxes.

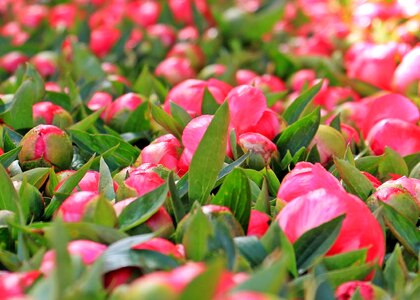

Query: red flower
[56,191,100,222]
[277,188,385,265]
[90,26,120,58]
[393,46,420,94]
[155,57,196,85]
[33,101,73,128]
[132,237,184,259]
[0,51,28,73]
[238,132,277,164]
[0,271,41,298]
[124,165,165,197]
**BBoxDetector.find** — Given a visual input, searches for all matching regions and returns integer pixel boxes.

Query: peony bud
[53,170,118,195]
[236,69,258,85]
[146,24,176,47]
[167,42,205,68]
[18,125,73,171]
[90,26,120,58]
[366,118,420,156]
[33,102,73,129]
[164,78,232,116]
[123,166,165,197]
[132,237,184,259]
[0,51,28,73]
[247,209,270,238]
[290,69,316,92]
[238,132,277,168]
[49,4,77,29]
[127,0,161,27]
[105,93,143,131]
[177,26,199,42]
[336,281,374,300]
[0,271,41,298]
[392,46,420,94]
[249,74,286,93]
[30,52,57,78]
[277,162,345,203]
[309,125,347,166]
[55,191,100,222]
[40,240,107,275]
[155,57,196,85]
[277,188,385,265]
[140,134,181,171]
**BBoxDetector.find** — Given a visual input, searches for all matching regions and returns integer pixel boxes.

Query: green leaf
[277,106,320,158]
[321,263,374,288]
[264,168,280,196]
[2,80,35,130]
[233,254,289,293]
[69,109,103,132]
[62,222,127,244]
[322,249,367,271]
[118,183,169,231]
[334,157,374,201]
[404,152,420,172]
[234,236,267,267]
[384,245,408,296]
[12,167,50,189]
[167,172,185,224]
[183,203,214,261]
[294,215,344,274]
[69,130,140,169]
[211,168,251,230]
[329,113,341,132]
[255,178,270,214]
[179,259,224,300]
[82,195,118,227]
[170,102,192,129]
[188,101,230,204]
[133,65,154,96]
[44,156,95,219]
[260,222,297,277]
[283,81,323,124]
[150,103,183,140]
[0,146,21,168]
[122,101,150,132]
[378,147,409,180]
[380,202,420,256]
[201,88,220,115]
[71,42,105,82]
[99,157,116,200]
[0,164,20,216]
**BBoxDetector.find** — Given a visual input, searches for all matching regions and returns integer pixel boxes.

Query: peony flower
[393,46,420,94]
[140,134,181,171]
[56,191,100,222]
[155,56,196,85]
[247,209,270,238]
[33,101,73,129]
[336,281,374,300]
[277,188,385,265]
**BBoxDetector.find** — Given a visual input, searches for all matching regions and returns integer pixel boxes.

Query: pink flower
[132,237,184,259]
[140,134,181,171]
[336,281,374,300]
[375,176,420,209]
[164,79,232,116]
[225,291,274,300]
[366,118,420,156]
[146,24,176,47]
[105,93,143,130]
[40,240,107,275]
[277,162,345,202]
[155,57,196,85]
[167,42,205,68]
[90,26,120,58]
[49,4,77,29]
[0,51,28,73]
[127,1,161,27]
[168,0,211,25]
[33,101,73,128]
[54,170,118,194]
[345,42,409,90]
[356,93,419,138]
[124,165,165,197]
[177,26,199,41]
[56,191,100,222]
[247,210,270,238]
[249,74,286,93]
[235,69,258,85]
[238,132,277,164]
[87,92,113,119]
[227,85,280,140]
[277,188,385,265]
[290,69,316,92]
[393,46,420,94]
[18,125,73,171]
[361,172,382,189]
[30,52,56,77]
[0,271,41,298]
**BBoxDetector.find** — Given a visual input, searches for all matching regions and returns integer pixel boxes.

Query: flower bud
[247,209,270,238]
[55,191,100,222]
[0,271,41,298]
[123,165,165,197]
[290,69,316,92]
[366,118,420,156]
[155,57,196,85]
[132,237,184,259]
[33,102,73,129]
[238,132,277,169]
[277,162,345,203]
[309,125,347,166]
[167,42,205,68]
[105,93,143,131]
[236,69,258,85]
[18,125,73,171]
[127,1,161,27]
[49,4,77,29]
[277,188,385,265]
[249,74,286,93]
[335,281,374,300]
[140,134,181,171]
[393,46,420,94]
[146,24,176,47]
[30,52,57,78]
[90,26,120,58]
[40,240,107,275]
[0,51,28,73]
